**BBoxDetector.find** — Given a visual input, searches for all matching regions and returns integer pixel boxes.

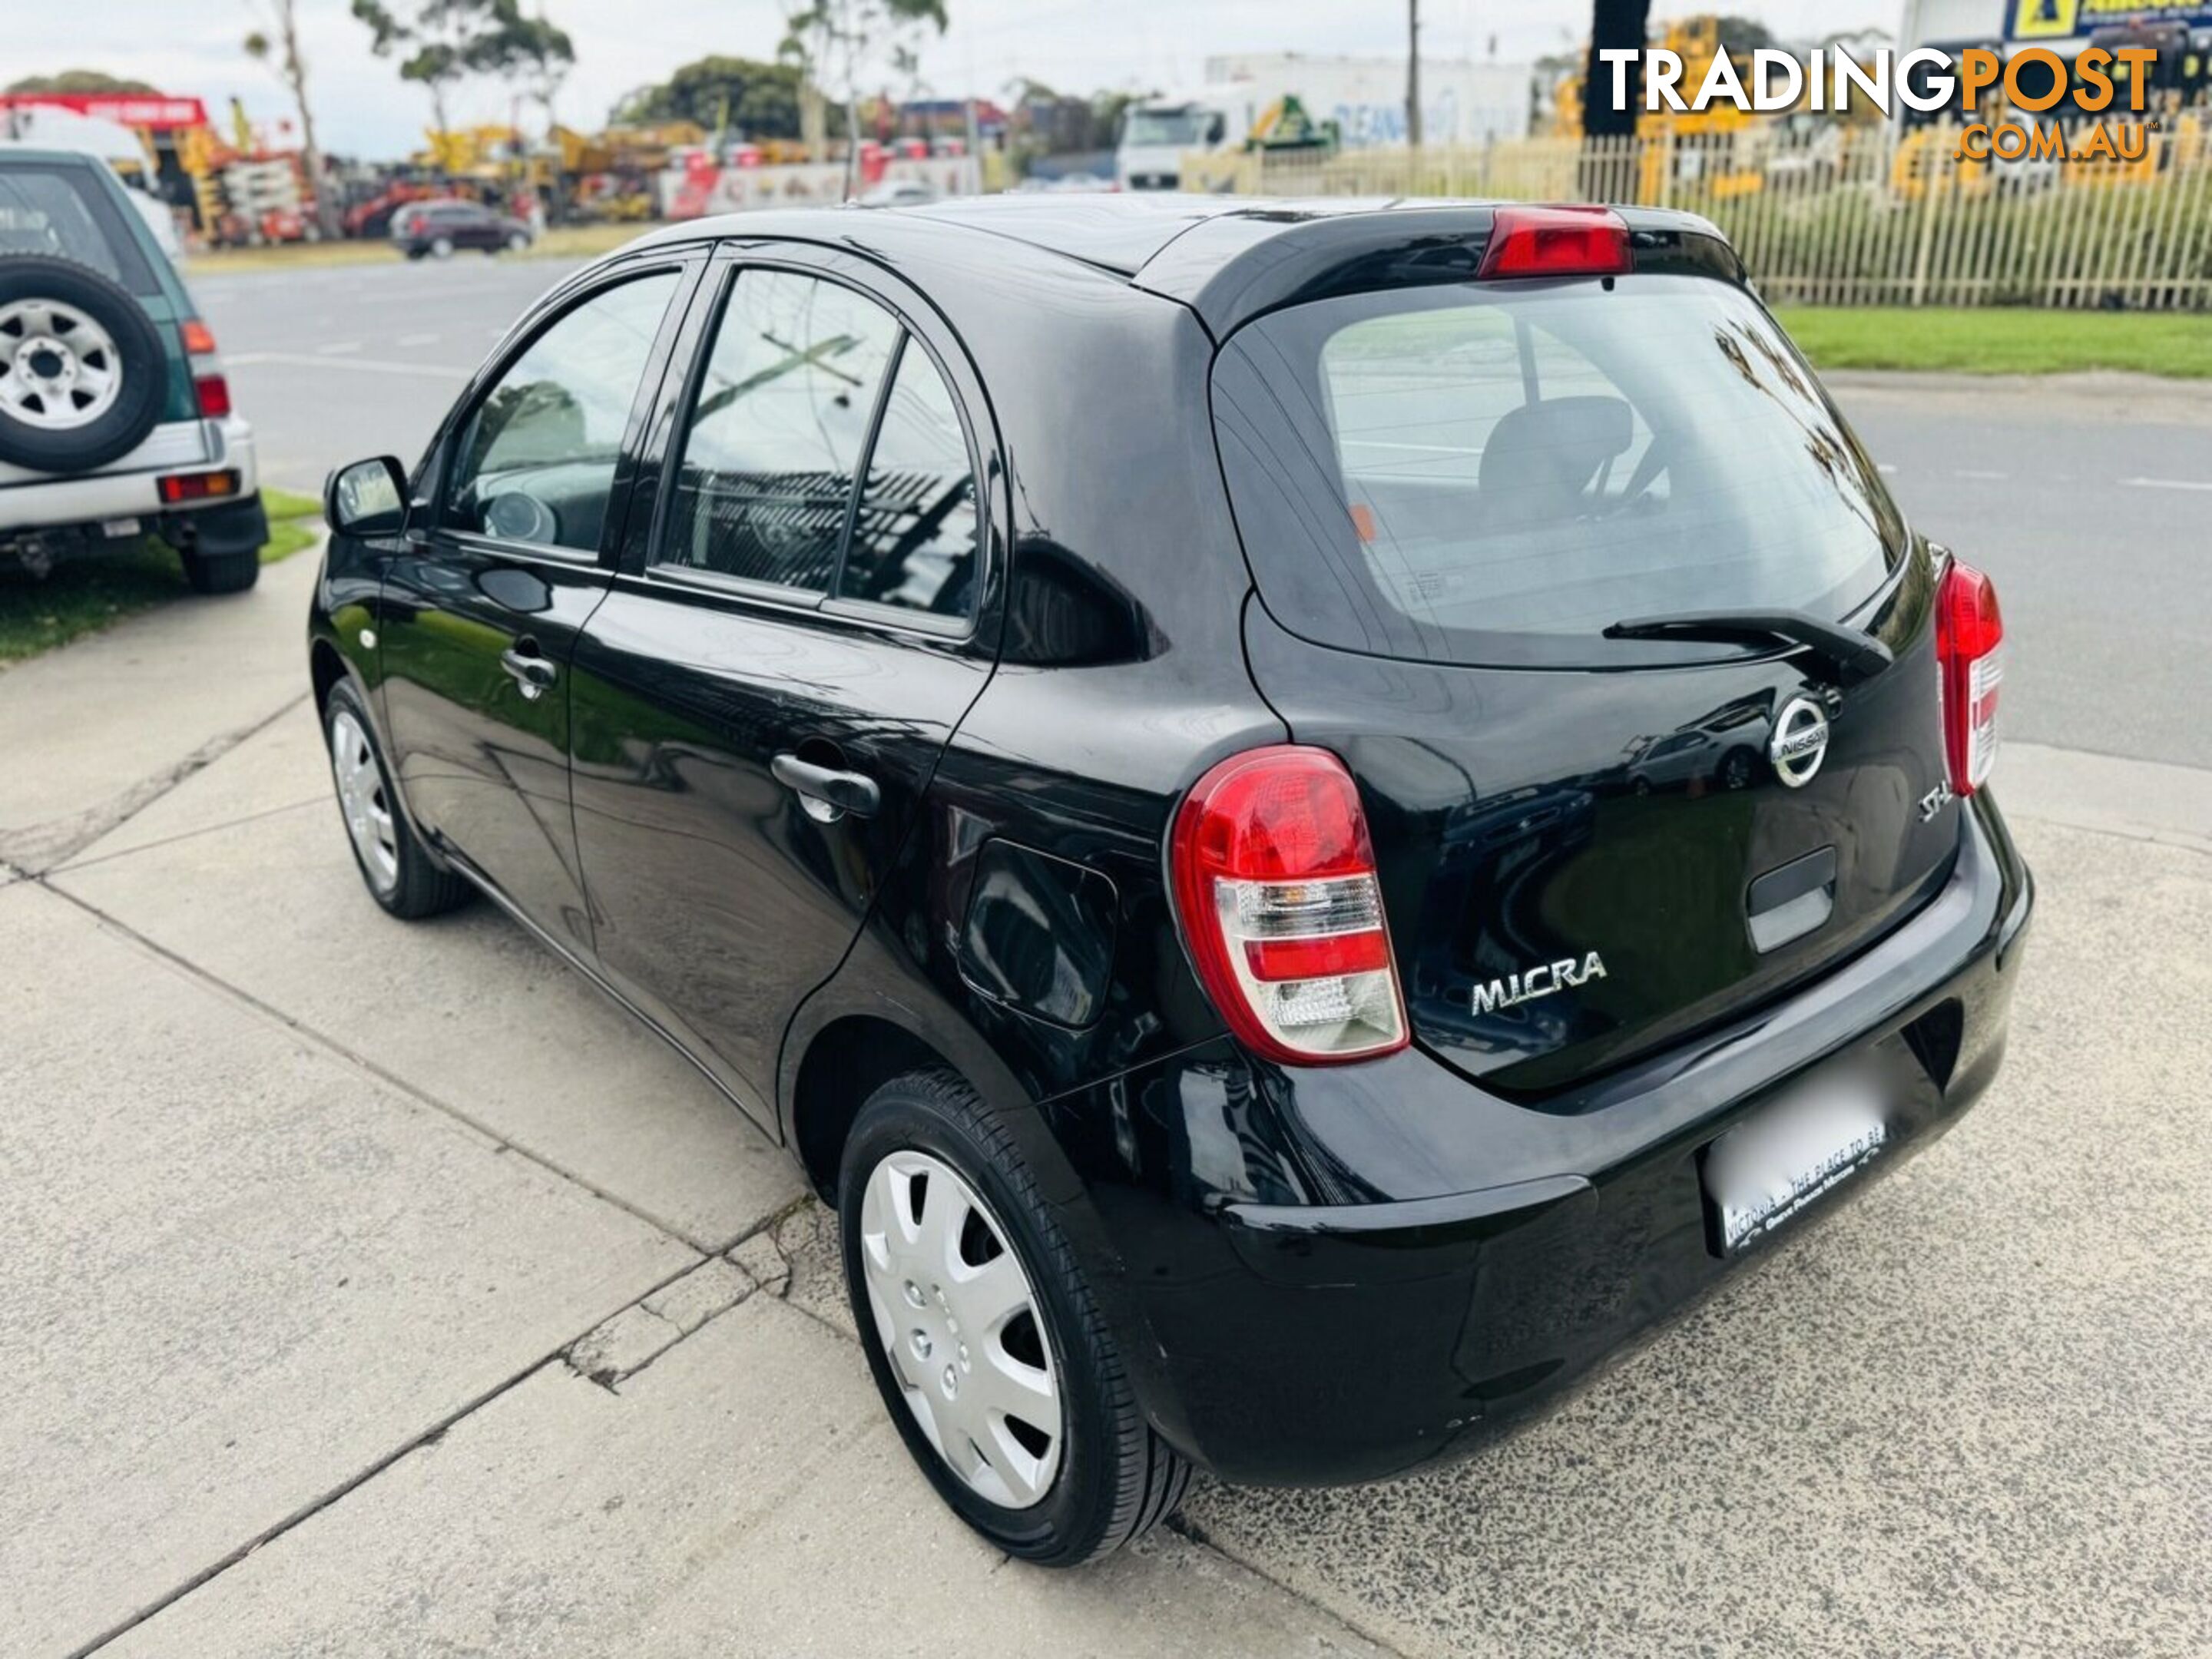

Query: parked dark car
[391,198,532,259]
[310,197,2032,1566]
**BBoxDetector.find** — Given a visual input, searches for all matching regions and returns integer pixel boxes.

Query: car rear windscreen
[1210,273,1906,667]
[0,164,160,297]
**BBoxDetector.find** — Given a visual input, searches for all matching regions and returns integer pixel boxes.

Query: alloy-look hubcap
[329,709,400,894]
[0,299,122,432]
[859,1148,1062,1509]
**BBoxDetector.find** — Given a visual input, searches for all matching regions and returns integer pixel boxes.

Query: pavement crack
[0,691,310,873]
[66,1257,708,1658]
[48,795,327,876]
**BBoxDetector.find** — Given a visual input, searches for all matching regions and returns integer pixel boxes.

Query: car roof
[0,144,106,169]
[621,195,1735,338]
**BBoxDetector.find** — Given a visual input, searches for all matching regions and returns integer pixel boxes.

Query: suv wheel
[505,231,530,253]
[0,254,166,472]
[429,235,455,260]
[839,1070,1190,1565]
[324,681,470,919]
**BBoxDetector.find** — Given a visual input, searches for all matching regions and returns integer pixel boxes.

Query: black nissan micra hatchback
[311,197,2032,1565]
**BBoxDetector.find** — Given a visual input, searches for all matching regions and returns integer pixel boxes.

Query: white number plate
[99,517,141,538]
[1705,1063,1889,1253]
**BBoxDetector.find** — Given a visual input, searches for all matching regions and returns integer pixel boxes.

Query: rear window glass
[1211,274,1904,667]
[0,164,158,296]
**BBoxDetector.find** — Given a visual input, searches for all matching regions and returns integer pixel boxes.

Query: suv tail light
[1478,205,1632,281]
[194,375,233,419]
[1170,747,1409,1065]
[1936,558,2005,796]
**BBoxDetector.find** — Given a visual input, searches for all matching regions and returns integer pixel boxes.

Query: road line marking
[1877,463,1899,475]
[2121,475,2212,493]
[225,350,469,379]
[316,341,363,355]
[396,331,441,346]
[1953,469,2008,481]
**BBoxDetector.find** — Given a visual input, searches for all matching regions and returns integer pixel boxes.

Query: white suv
[0,147,265,591]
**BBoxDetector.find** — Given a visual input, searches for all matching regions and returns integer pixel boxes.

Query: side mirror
[325,455,409,536]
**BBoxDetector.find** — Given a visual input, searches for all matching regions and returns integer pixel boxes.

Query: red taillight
[157,469,240,504]
[1936,558,2005,796]
[194,374,232,419]
[1170,746,1409,1065]
[1478,204,1633,281]
[180,318,217,355]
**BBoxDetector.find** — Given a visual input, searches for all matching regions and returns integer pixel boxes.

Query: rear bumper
[1085,795,2032,1487]
[0,416,260,535]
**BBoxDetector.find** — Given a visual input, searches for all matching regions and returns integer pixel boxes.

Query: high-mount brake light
[1169,746,1409,1065]
[1936,558,2005,796]
[1477,204,1633,281]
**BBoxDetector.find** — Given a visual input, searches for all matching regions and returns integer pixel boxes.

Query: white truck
[1114,53,1534,191]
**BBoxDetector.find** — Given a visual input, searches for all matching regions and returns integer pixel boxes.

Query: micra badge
[1472,952,1608,1015]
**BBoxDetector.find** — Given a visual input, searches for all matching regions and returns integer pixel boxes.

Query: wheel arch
[778,963,1086,1217]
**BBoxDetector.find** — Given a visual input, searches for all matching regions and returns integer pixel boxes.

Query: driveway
[3,335,2209,1653]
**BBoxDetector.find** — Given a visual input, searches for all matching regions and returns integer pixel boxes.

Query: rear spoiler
[1133,202,1749,338]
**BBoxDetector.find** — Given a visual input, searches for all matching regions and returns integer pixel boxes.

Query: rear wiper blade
[1602,608,1893,683]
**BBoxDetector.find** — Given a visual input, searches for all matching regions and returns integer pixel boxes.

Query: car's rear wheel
[429,236,455,260]
[839,1070,1190,1565]
[505,231,529,253]
[323,681,469,920]
[0,254,166,472]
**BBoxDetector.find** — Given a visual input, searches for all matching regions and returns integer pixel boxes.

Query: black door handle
[499,643,558,700]
[772,753,879,823]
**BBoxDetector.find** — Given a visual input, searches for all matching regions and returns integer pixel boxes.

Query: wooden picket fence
[1185,124,2212,310]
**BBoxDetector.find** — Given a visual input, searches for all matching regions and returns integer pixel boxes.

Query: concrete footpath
[2,566,2206,1657]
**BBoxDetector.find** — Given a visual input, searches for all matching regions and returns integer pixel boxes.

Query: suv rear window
[0,163,159,297]
[1210,274,1905,667]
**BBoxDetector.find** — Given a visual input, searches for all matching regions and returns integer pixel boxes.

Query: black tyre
[839,1070,1190,1565]
[323,680,470,920]
[0,254,167,472]
[182,547,260,594]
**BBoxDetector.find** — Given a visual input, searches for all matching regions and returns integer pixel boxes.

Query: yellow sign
[2014,0,2212,35]
[2011,0,2078,37]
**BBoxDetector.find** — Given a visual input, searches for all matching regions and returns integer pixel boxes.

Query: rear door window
[0,164,158,296]
[658,267,901,593]
[1210,274,1905,667]
[836,336,982,621]
[657,265,982,623]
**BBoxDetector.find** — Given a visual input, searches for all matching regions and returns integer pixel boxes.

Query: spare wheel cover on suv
[0,253,168,472]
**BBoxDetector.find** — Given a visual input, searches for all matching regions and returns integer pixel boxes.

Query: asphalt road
[198,252,2212,774]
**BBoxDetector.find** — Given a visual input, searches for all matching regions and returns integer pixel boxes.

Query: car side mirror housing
[326,455,409,536]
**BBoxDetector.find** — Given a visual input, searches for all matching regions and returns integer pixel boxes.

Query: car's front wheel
[323,681,469,919]
[429,236,455,260]
[839,1070,1190,1565]
[505,231,529,253]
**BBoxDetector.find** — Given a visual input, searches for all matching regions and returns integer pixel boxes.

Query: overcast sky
[18,0,1890,159]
